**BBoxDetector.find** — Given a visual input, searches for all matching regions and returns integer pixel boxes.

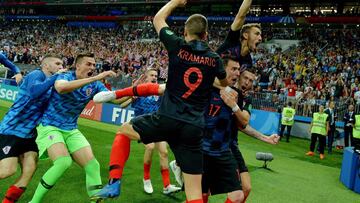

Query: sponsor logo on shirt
[86,88,93,96]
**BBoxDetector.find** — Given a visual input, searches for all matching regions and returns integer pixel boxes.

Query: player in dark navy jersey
[216,0,261,75]
[0,55,63,203]
[212,1,263,202]
[30,53,116,203]
[170,59,279,203]
[91,1,228,202]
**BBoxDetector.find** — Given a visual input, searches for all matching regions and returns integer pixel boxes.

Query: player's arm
[153,0,187,35]
[55,71,116,94]
[0,53,22,84]
[93,83,166,103]
[23,71,57,99]
[231,0,252,31]
[229,133,245,169]
[214,77,229,89]
[215,57,228,87]
[240,125,279,145]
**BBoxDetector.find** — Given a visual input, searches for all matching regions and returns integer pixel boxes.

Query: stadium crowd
[1,21,360,118]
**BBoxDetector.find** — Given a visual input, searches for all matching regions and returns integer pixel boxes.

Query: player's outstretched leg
[91,122,139,200]
[90,133,128,200]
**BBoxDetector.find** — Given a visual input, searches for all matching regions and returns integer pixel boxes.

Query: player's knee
[145,143,155,151]
[242,184,251,196]
[228,190,244,203]
[22,161,37,175]
[54,156,72,171]
[159,149,168,160]
[0,165,17,179]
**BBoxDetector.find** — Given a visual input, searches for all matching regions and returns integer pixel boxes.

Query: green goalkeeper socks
[30,156,72,203]
[84,158,102,196]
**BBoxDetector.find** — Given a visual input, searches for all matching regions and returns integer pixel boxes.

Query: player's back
[132,96,161,117]
[0,70,52,138]
[158,27,226,127]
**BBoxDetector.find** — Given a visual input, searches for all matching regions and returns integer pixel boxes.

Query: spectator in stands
[325,101,337,154]
[286,79,297,104]
[304,92,316,117]
[343,105,355,147]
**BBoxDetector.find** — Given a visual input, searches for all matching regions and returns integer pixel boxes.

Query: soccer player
[214,0,262,201]
[91,0,228,202]
[130,69,181,194]
[228,69,279,203]
[216,0,261,70]
[0,52,23,84]
[170,56,279,203]
[0,55,64,203]
[29,53,116,203]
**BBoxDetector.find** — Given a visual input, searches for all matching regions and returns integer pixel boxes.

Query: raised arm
[231,0,253,31]
[0,53,22,84]
[29,74,58,99]
[55,71,116,94]
[153,0,187,35]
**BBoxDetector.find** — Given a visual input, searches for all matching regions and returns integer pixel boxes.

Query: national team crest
[2,146,11,154]
[86,88,93,96]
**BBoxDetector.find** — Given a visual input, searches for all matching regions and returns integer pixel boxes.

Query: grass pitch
[0,101,359,203]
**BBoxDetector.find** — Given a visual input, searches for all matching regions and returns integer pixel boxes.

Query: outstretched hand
[13,73,23,85]
[266,134,280,145]
[133,74,146,86]
[220,88,238,109]
[96,71,117,81]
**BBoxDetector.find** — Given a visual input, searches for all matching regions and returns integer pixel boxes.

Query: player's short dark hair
[240,23,261,41]
[75,53,95,65]
[221,54,257,74]
[288,102,292,107]
[185,14,208,39]
[221,54,238,67]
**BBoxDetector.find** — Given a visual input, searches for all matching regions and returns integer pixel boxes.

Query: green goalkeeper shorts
[36,124,90,160]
